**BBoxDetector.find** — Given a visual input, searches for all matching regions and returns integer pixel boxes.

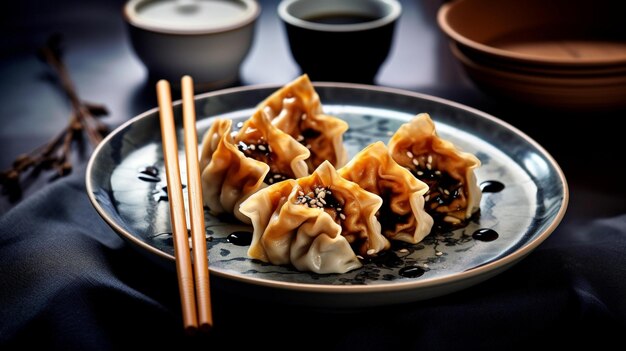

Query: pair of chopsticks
[156,76,212,333]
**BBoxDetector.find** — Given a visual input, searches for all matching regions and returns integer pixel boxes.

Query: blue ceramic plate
[86,83,568,307]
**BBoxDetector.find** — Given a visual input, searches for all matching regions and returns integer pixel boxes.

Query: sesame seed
[399,248,409,253]
[435,251,443,256]
[249,144,256,150]
[258,145,266,151]
[443,216,461,224]
[406,151,414,158]
[412,158,419,166]
[427,155,433,164]
[367,249,376,255]
[268,145,273,152]
[435,170,441,175]
[236,121,244,128]
[423,263,429,268]
[297,135,304,141]
[268,178,274,184]
[336,207,341,211]
[425,195,430,202]
[327,190,332,194]
[356,255,364,260]
[443,189,450,195]
[319,198,327,205]
[339,213,346,220]
[426,163,432,170]
[302,114,307,120]
[417,171,424,176]
[318,191,326,198]
[306,144,312,149]
[298,191,304,196]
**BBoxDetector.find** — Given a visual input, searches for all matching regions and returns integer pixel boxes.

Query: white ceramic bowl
[124,0,260,89]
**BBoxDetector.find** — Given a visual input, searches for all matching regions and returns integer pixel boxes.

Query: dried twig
[0,35,110,201]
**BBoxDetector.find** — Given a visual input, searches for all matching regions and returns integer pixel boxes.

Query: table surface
[1,0,625,349]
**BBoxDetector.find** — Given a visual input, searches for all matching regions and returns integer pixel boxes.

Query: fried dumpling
[199,110,309,223]
[388,113,481,228]
[239,161,390,274]
[258,74,348,171]
[339,142,434,244]
[234,109,310,184]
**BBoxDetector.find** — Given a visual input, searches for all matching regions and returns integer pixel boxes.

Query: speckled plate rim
[86,82,569,295]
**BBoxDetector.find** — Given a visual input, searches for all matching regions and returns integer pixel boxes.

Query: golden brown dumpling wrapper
[240,161,390,273]
[258,74,348,171]
[388,113,481,228]
[199,111,309,223]
[234,109,310,184]
[339,142,434,244]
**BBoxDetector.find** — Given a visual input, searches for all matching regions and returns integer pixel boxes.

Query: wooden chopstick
[156,80,198,332]
[181,75,213,330]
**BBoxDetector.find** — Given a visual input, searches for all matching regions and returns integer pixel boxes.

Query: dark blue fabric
[1,166,624,350]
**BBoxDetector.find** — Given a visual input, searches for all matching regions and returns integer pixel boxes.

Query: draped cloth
[1,167,624,349]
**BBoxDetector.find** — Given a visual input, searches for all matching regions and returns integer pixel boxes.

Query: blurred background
[0,0,475,209]
[0,0,467,123]
[1,0,624,217]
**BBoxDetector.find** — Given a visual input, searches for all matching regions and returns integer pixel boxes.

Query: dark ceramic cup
[278,0,401,83]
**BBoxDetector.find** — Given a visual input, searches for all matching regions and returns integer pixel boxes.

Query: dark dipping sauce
[237,140,272,162]
[138,166,160,182]
[408,154,464,214]
[399,266,426,278]
[472,228,499,242]
[237,140,289,184]
[377,192,411,235]
[295,186,346,226]
[480,180,505,193]
[304,13,380,25]
[227,231,253,246]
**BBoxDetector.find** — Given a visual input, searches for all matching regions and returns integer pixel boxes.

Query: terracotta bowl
[438,0,626,68]
[438,0,626,110]
[450,42,626,111]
